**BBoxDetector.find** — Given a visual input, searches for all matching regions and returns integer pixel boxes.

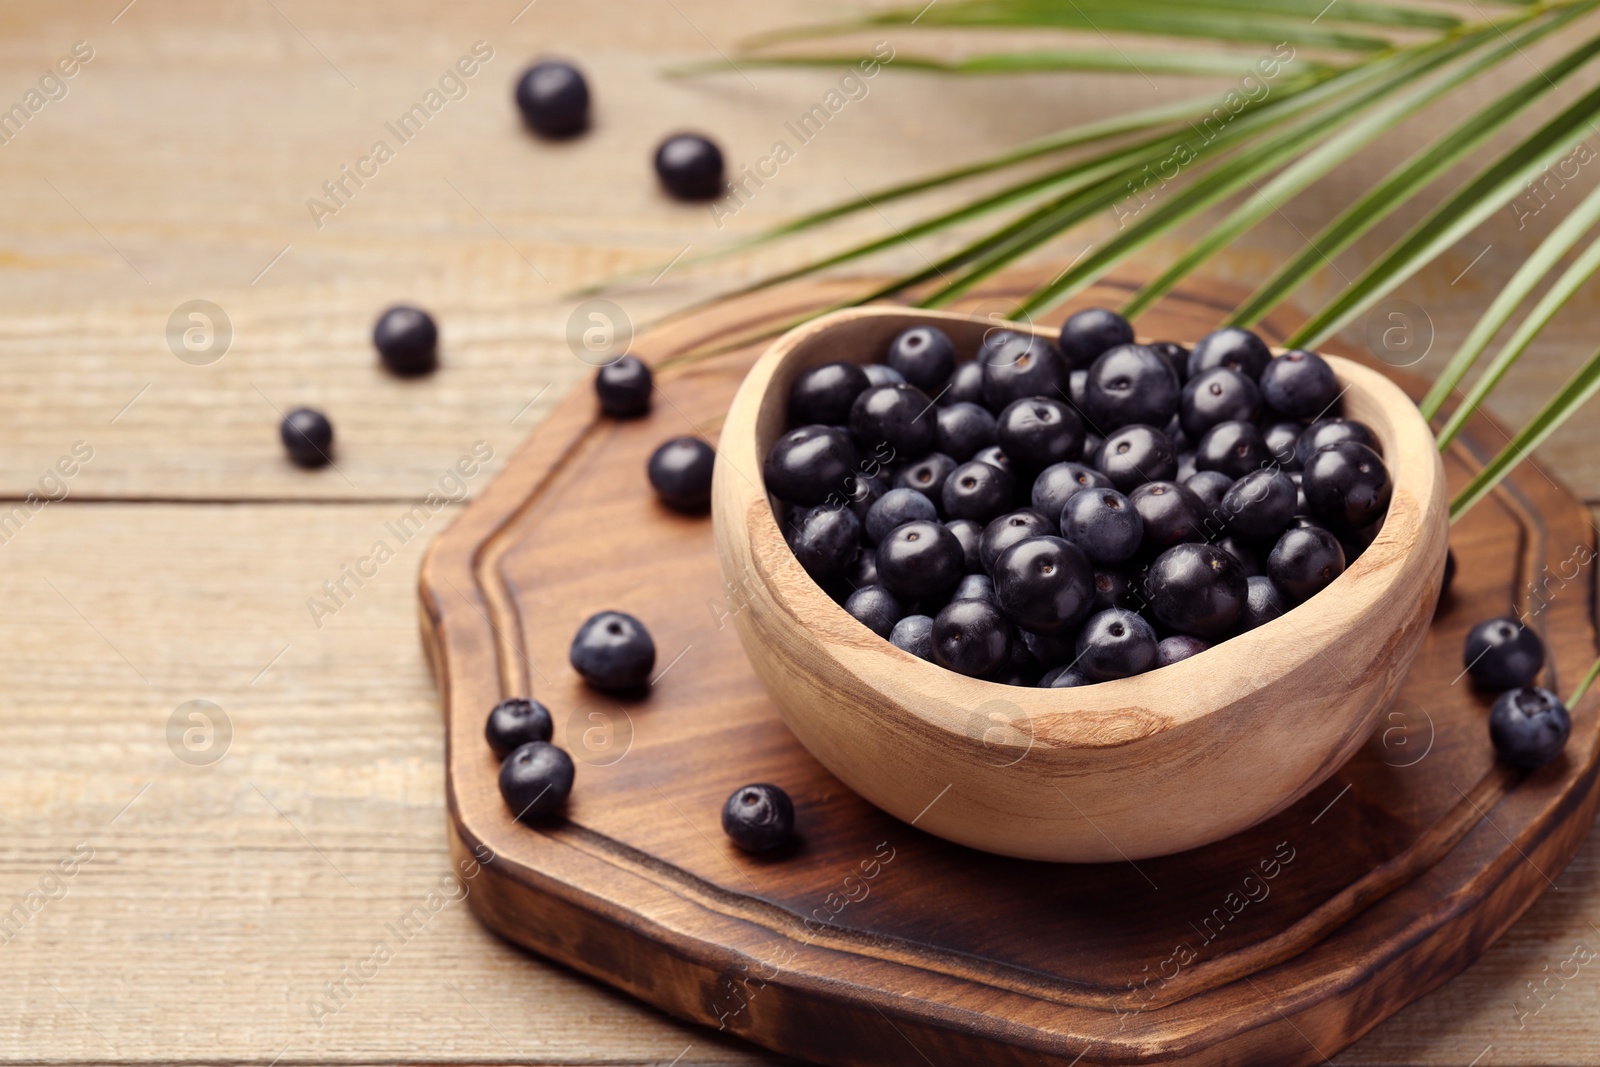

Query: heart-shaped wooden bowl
[712,306,1450,862]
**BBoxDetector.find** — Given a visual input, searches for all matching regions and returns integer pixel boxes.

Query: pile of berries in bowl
[761,307,1391,685]
[711,306,1447,862]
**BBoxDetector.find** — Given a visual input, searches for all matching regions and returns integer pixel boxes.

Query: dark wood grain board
[419,275,1600,1067]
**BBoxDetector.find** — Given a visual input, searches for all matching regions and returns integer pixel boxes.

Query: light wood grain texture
[3,0,1600,1064]
[422,277,1596,1066]
[714,305,1449,862]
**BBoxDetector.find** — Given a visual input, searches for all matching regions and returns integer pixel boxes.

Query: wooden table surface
[3,2,1599,1064]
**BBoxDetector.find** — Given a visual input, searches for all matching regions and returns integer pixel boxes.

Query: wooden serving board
[419,276,1600,1067]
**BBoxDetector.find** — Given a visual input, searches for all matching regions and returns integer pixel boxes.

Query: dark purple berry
[1186,327,1271,380]
[864,487,938,544]
[1179,367,1260,440]
[1083,343,1180,431]
[1032,461,1112,519]
[570,610,655,690]
[1129,481,1207,556]
[942,460,1016,523]
[764,425,860,507]
[1157,634,1209,667]
[1295,417,1380,468]
[515,60,589,137]
[875,519,963,600]
[980,510,1055,572]
[1061,488,1143,565]
[942,360,985,406]
[890,614,935,660]
[887,326,956,393]
[281,408,334,468]
[596,355,652,417]
[1184,470,1234,513]
[932,598,1012,677]
[1302,441,1391,531]
[1267,525,1345,602]
[788,505,861,582]
[1094,424,1177,491]
[1463,617,1545,690]
[844,585,904,638]
[1075,609,1158,681]
[722,783,795,851]
[997,397,1083,468]
[373,305,438,376]
[648,436,715,512]
[499,742,574,821]
[935,402,998,461]
[1221,469,1297,544]
[654,133,724,199]
[1058,306,1134,369]
[992,536,1095,634]
[1145,543,1248,640]
[896,452,957,503]
[1238,575,1286,631]
[1489,687,1570,769]
[1195,420,1271,480]
[789,362,870,426]
[485,697,553,758]
[945,518,983,573]
[1260,349,1341,420]
[850,383,937,458]
[981,333,1069,409]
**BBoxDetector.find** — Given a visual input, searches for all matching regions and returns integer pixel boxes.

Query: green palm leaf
[1450,345,1600,520]
[1431,184,1600,445]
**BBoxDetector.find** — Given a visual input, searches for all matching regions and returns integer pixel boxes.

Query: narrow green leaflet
[1287,75,1600,350]
[1435,220,1600,447]
[1225,1,1600,327]
[1424,178,1600,429]
[1451,345,1600,521]
[998,42,1452,315]
[676,49,1300,78]
[1568,654,1600,707]
[1121,16,1541,320]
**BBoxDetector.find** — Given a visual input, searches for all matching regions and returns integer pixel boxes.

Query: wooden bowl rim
[714,305,1446,748]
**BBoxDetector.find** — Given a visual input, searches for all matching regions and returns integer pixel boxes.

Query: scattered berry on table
[515,59,590,137]
[595,355,653,417]
[654,132,724,199]
[498,741,574,822]
[647,436,715,512]
[1489,686,1570,769]
[721,783,796,852]
[372,304,438,376]
[1463,617,1545,690]
[570,610,656,690]
[485,697,554,758]
[281,408,334,468]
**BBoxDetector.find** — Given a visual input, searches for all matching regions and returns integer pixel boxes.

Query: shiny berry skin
[722,783,795,852]
[1302,441,1391,531]
[862,363,905,387]
[570,610,656,690]
[1059,307,1135,370]
[1184,470,1233,513]
[839,472,886,523]
[485,697,553,758]
[1032,461,1112,519]
[942,360,985,406]
[1221,469,1297,544]
[373,305,438,376]
[935,402,998,461]
[1156,634,1209,667]
[890,614,935,660]
[1179,367,1260,440]
[864,487,938,544]
[992,535,1095,634]
[981,333,1069,409]
[648,436,715,512]
[764,425,859,506]
[515,60,589,137]
[1490,687,1571,769]
[1195,420,1271,480]
[1463,617,1545,690]
[1186,327,1271,380]
[789,361,870,426]
[788,505,861,582]
[1263,420,1303,471]
[875,519,963,600]
[1039,665,1091,688]
[850,383,937,457]
[1260,349,1340,420]
[952,573,996,604]
[980,510,1055,572]
[997,397,1083,468]
[654,133,724,199]
[946,518,983,573]
[1267,525,1345,602]
[1094,424,1177,491]
[1295,417,1380,468]
[1145,543,1248,640]
[1129,481,1206,556]
[896,452,957,503]
[844,585,904,638]
[1075,609,1158,681]
[931,598,1012,676]
[1238,575,1286,631]
[499,741,574,822]
[595,355,652,417]
[281,408,334,468]
[942,460,1016,523]
[887,326,956,393]
[1149,341,1191,385]
[1062,488,1143,565]
[1083,343,1180,431]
